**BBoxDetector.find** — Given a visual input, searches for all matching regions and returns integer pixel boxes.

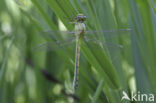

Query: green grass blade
[91,78,105,103]
[0,36,14,87]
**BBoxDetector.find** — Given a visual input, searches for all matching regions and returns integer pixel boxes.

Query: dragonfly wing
[84,37,123,50]
[86,28,131,33]
[85,28,131,37]
[38,30,76,40]
[33,37,76,51]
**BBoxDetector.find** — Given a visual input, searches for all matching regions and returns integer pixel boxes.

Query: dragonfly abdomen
[73,38,81,91]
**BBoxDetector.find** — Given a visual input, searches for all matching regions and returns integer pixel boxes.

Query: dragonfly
[34,14,131,92]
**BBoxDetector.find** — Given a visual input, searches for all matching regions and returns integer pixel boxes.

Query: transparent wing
[38,28,131,40]
[84,37,123,50]
[38,30,76,40]
[33,37,76,51]
[33,37,123,52]
[35,28,131,51]
[85,28,132,39]
[86,28,131,34]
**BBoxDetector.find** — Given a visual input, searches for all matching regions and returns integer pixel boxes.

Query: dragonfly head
[75,14,86,22]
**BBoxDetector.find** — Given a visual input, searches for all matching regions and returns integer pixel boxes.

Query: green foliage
[0,0,156,103]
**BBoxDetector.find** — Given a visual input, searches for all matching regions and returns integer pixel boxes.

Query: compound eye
[75,16,80,20]
[78,16,81,18]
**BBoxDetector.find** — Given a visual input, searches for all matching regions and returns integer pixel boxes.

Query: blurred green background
[0,0,156,103]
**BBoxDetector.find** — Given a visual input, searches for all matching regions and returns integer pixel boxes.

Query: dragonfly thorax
[75,22,86,38]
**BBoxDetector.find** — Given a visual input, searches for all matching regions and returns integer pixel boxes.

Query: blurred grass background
[0,0,156,103]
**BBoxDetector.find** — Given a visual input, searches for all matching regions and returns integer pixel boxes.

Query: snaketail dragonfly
[34,14,131,91]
